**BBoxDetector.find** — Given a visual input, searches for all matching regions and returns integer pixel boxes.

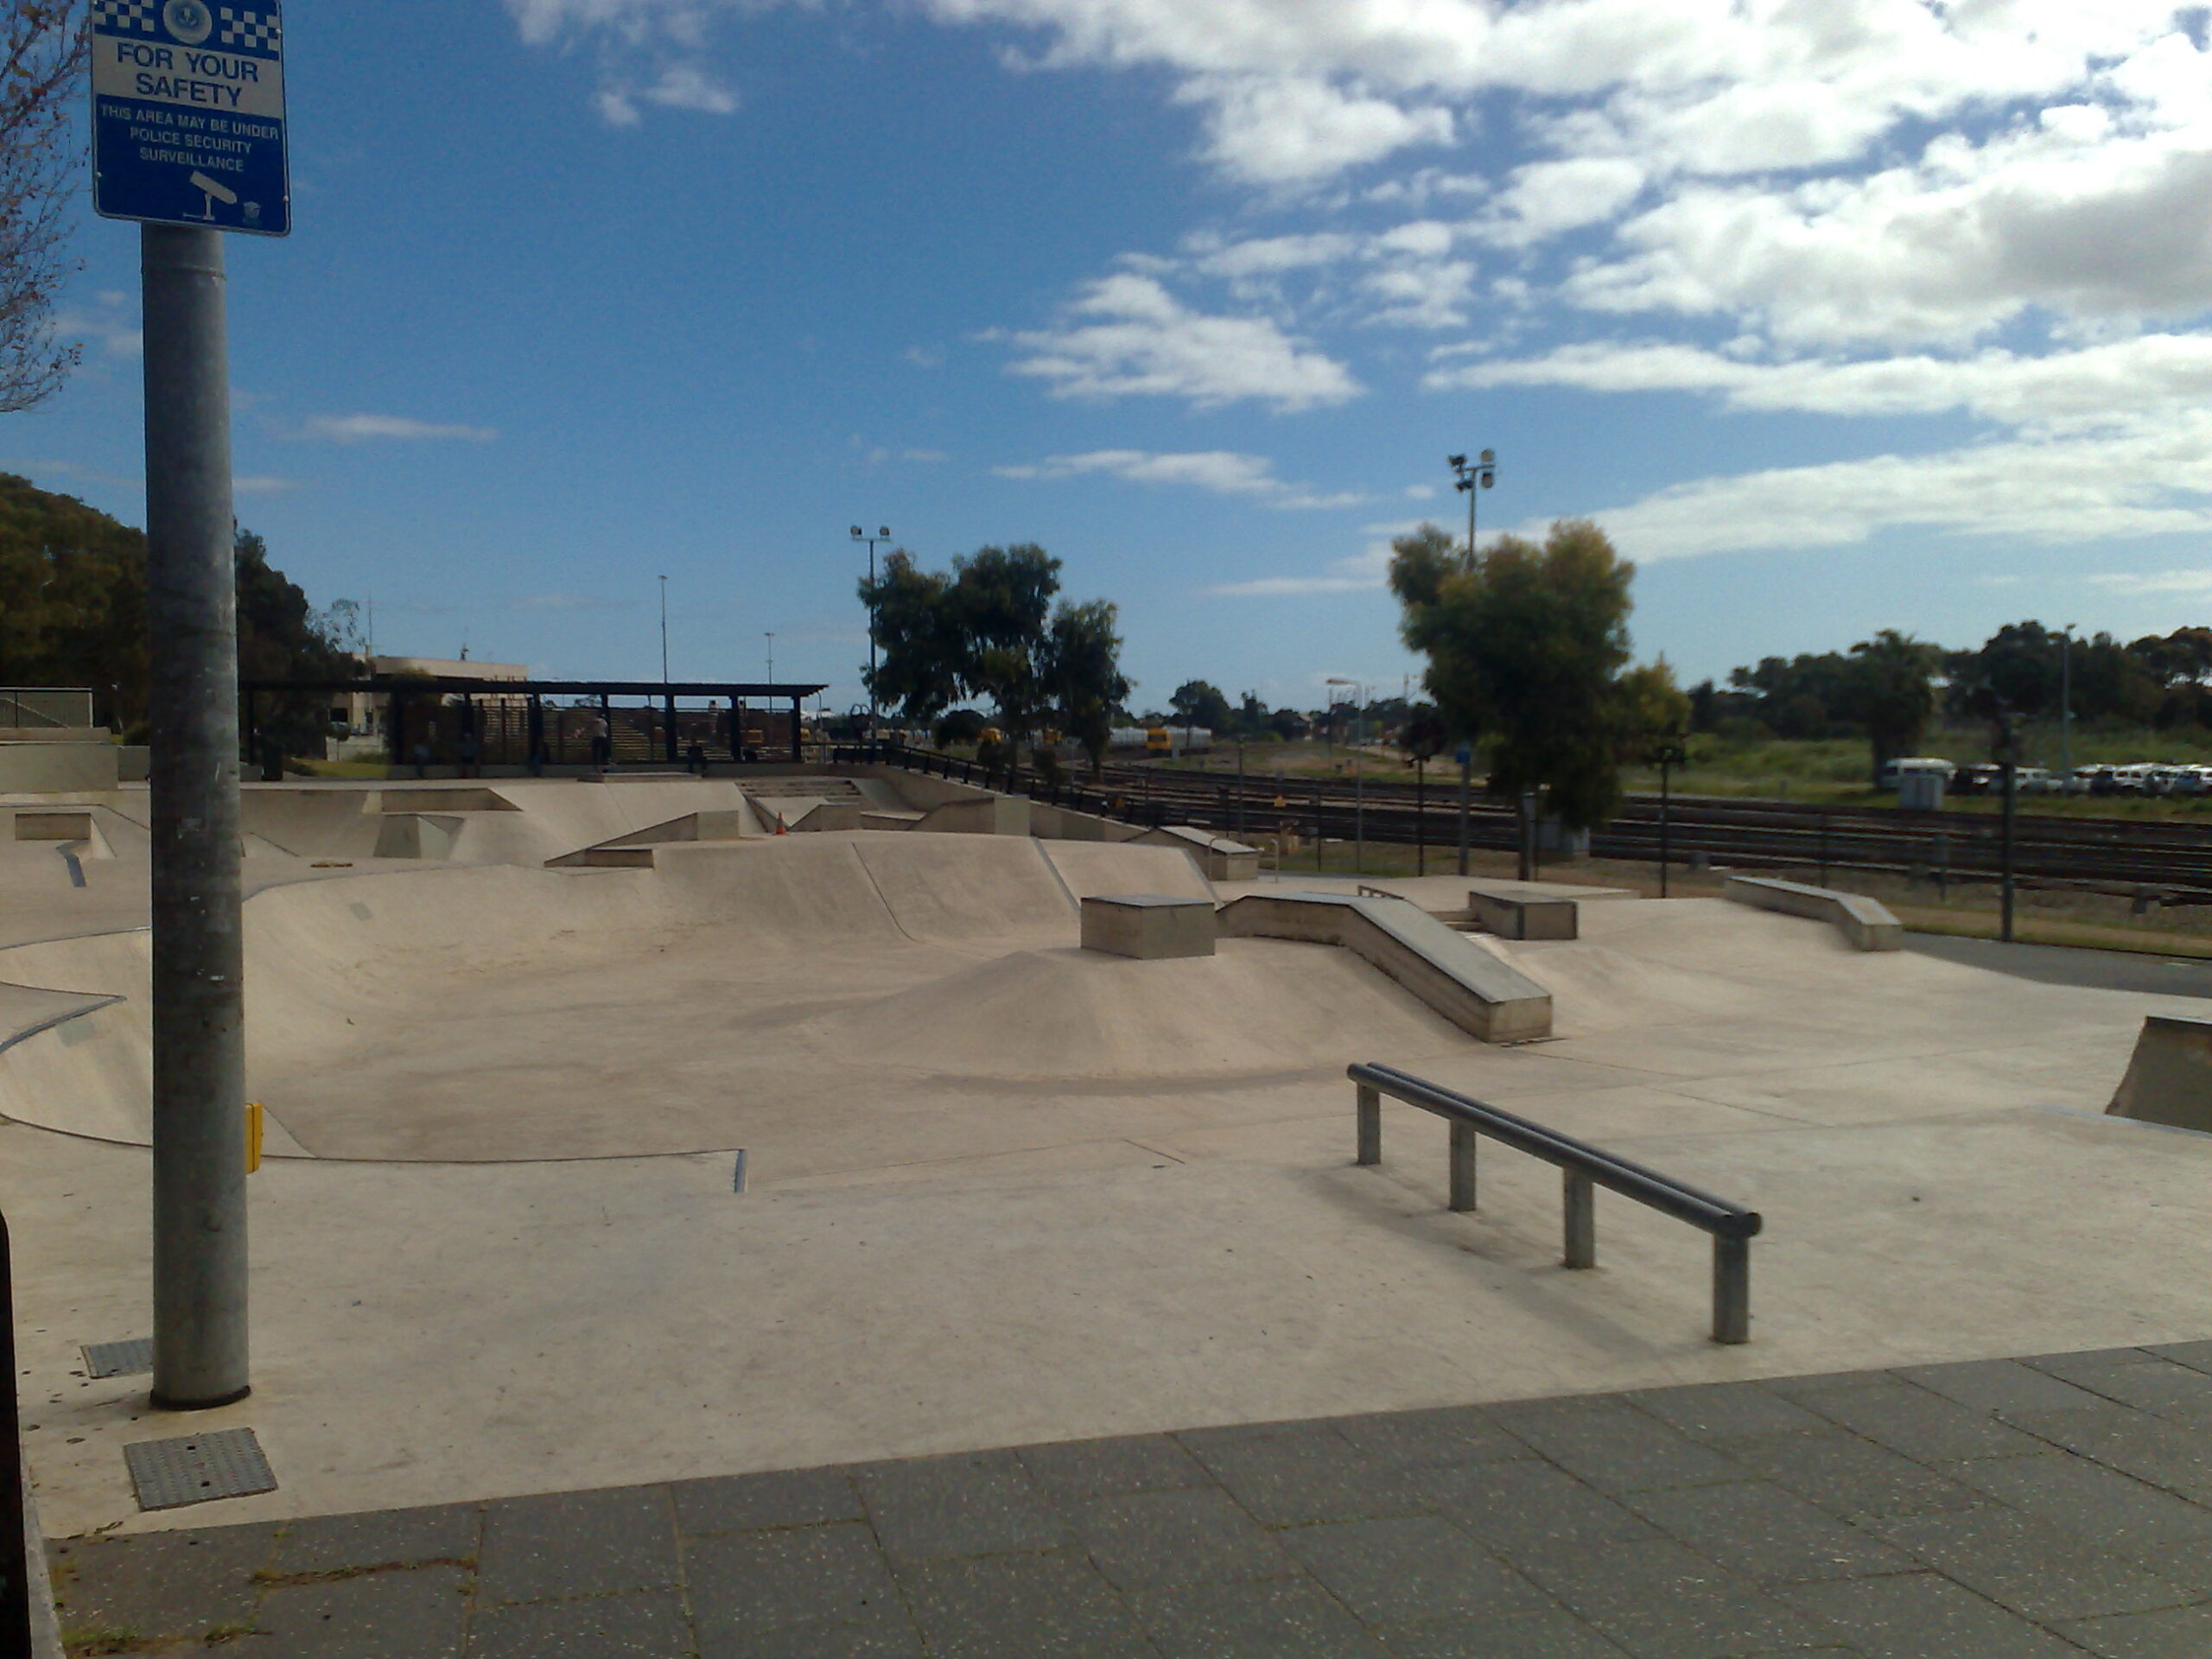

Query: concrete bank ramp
[795,940,1467,1081]
[2108,1014,2212,1132]
[1219,890,1552,1043]
[1723,874,1902,951]
[1042,840,1217,902]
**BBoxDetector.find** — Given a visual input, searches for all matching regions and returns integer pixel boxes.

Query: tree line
[1701,623,2212,766]
[0,473,356,746]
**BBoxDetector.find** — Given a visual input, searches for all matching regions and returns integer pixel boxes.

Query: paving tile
[270,1503,480,1576]
[671,1466,863,1535]
[2145,1340,2212,1376]
[1866,1505,2195,1623]
[1941,1451,2212,1549]
[698,1614,927,1658]
[1624,1481,1916,1586]
[857,1449,1066,1562]
[1891,1357,2113,1415]
[1063,1486,1293,1592]
[1282,1513,1550,1625]
[1621,1382,1832,1445]
[1323,1404,1522,1471]
[1491,1399,1750,1494]
[1777,1571,2094,1658]
[1783,1377,2043,1463]
[1376,1610,1632,1658]
[2056,1601,2212,1659]
[2002,1406,2212,1503]
[2035,1357,2212,1420]
[686,1520,902,1640]
[1018,1433,1213,1502]
[1512,1535,1834,1659]
[475,1484,677,1605]
[233,1563,467,1659]
[898,1548,1159,1658]
[465,1586,693,1657]
[1179,1421,1426,1528]
[1131,1574,1389,1659]
[47,1522,275,1641]
[2020,1346,2161,1373]
[1717,1431,1982,1520]
[1417,1459,1656,1554]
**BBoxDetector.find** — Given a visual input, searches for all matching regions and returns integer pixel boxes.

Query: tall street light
[658,575,669,683]
[2060,623,2078,776]
[1448,449,1497,568]
[852,524,891,739]
[1327,677,1368,874]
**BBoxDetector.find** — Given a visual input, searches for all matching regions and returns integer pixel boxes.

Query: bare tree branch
[1,3,88,414]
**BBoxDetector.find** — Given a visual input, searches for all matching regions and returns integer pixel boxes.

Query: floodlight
[878,525,890,537]
[850,525,864,537]
[1479,448,1495,464]
[1446,454,1465,468]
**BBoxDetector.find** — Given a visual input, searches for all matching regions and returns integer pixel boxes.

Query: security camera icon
[188,170,238,220]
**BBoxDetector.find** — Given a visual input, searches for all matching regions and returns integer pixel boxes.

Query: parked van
[1877,757,1955,791]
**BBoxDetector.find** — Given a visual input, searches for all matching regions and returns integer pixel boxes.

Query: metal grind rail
[1348,1063,1762,1344]
[2,1209,32,1657]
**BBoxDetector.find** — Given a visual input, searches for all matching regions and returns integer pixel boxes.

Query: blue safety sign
[91,0,289,236]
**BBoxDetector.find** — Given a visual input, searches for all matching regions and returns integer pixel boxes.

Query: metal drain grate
[124,1427,276,1510]
[81,1338,153,1379]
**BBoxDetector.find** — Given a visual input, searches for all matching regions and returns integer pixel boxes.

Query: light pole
[2060,623,2077,776]
[1448,449,1497,568]
[765,631,775,685]
[852,525,890,740]
[1328,677,1367,874]
[658,574,669,683]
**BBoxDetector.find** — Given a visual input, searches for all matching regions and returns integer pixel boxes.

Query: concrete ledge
[1218,891,1551,1043]
[1723,874,1902,951]
[914,796,1032,836]
[2108,1014,2212,1133]
[1469,888,1578,941]
[12,810,92,842]
[0,742,118,792]
[1080,893,1217,959]
[1135,824,1260,880]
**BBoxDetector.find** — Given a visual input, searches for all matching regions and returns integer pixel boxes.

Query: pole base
[149,1383,251,1413]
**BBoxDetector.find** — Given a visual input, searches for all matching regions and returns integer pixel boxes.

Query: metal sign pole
[143,224,250,1409]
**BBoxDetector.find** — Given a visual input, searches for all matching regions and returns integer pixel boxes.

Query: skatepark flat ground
[0,780,2209,1549]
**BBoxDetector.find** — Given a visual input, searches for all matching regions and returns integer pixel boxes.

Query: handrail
[1347,1061,1761,1343]
[1,1209,33,1656]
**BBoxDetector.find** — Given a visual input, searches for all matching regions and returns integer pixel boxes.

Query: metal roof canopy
[244,677,829,698]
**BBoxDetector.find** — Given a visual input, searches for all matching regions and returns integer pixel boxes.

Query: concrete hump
[1722,874,1901,951]
[1217,890,1551,1044]
[2107,1014,2212,1133]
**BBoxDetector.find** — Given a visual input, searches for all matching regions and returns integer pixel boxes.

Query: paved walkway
[1903,932,2212,1000]
[48,1342,2212,1657]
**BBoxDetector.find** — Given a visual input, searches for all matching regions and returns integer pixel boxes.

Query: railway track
[846,746,2212,902]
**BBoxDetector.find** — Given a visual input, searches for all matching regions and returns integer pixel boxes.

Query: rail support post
[1712,1235,1751,1344]
[1563,1171,1596,1268]
[1447,1120,1477,1212]
[1356,1084,1381,1166]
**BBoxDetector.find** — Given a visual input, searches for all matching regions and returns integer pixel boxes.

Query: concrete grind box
[1081,893,1217,960]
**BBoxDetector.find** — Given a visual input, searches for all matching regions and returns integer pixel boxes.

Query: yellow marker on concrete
[245,1101,263,1173]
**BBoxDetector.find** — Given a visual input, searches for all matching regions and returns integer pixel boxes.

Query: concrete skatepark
[6,766,2212,1645]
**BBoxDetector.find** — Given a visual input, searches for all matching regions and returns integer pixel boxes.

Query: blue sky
[17,1,2212,713]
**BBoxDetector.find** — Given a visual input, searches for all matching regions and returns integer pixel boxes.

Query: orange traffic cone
[775,813,788,835]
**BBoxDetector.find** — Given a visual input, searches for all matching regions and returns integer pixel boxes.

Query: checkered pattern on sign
[217,7,279,50]
[92,0,157,33]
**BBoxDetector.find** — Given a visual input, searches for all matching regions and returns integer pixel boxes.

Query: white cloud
[597,61,739,124]
[303,415,499,443]
[1427,334,2212,432]
[996,448,1364,508]
[2085,569,2212,596]
[1573,414,2212,563]
[1006,274,1361,411]
[1209,520,1418,595]
[1181,75,1455,186]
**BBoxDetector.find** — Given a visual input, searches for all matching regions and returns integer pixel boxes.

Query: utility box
[1897,772,1946,811]
[1080,893,1217,960]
